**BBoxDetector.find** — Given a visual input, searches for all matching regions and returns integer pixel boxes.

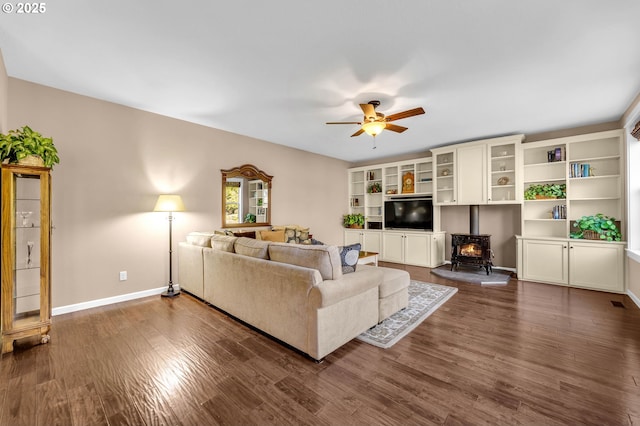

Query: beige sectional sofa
[178,232,409,360]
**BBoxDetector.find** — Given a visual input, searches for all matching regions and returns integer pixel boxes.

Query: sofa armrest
[309,267,383,309]
[178,242,205,298]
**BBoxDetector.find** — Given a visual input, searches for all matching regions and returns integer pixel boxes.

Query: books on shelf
[552,204,566,220]
[569,162,591,178]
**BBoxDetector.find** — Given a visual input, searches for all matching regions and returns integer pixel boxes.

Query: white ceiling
[2,0,640,162]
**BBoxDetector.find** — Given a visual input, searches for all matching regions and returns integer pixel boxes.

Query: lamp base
[161,283,180,298]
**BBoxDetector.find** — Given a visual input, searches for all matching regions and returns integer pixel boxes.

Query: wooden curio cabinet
[1,164,51,354]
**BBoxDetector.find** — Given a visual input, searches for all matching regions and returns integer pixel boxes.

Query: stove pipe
[470,205,480,235]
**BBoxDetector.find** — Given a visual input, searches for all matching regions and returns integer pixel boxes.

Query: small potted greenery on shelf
[367,182,382,193]
[0,126,60,168]
[524,183,566,200]
[244,213,256,223]
[570,213,622,241]
[343,213,365,229]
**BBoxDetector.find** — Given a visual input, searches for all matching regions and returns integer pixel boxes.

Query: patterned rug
[357,280,458,349]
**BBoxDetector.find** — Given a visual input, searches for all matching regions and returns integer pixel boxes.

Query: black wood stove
[450,233,493,274]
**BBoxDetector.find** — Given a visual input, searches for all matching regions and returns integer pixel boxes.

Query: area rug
[357,280,457,349]
[430,264,511,285]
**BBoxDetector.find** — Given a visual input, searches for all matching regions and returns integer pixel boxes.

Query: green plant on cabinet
[0,126,60,168]
[367,182,382,193]
[524,183,566,200]
[570,214,622,241]
[244,213,256,223]
[343,213,365,228]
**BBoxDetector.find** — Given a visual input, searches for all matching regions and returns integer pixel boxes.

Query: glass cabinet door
[1,165,51,354]
[14,174,43,327]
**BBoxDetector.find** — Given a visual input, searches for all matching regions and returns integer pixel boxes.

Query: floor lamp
[154,194,185,298]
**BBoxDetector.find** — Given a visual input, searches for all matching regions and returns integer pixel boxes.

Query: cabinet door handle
[563,245,567,248]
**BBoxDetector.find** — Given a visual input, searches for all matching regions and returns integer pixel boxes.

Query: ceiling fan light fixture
[362,121,386,137]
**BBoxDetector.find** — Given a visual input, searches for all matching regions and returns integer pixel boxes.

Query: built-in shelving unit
[488,140,520,203]
[517,129,626,293]
[431,134,523,205]
[348,157,434,230]
[347,157,444,268]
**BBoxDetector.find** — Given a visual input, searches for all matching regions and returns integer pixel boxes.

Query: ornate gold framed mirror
[221,164,272,228]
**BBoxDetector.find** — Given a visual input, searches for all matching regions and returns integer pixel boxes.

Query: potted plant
[0,126,60,168]
[570,213,622,241]
[343,213,365,228]
[524,183,566,200]
[367,182,382,193]
[244,213,256,223]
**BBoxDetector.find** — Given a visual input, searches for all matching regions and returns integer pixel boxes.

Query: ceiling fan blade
[351,128,365,137]
[385,123,408,133]
[326,121,362,125]
[359,103,376,120]
[385,107,425,122]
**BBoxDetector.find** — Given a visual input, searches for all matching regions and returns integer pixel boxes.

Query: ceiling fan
[326,100,425,148]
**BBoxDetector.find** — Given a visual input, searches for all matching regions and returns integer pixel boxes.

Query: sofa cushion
[268,243,342,280]
[338,243,361,274]
[260,229,286,242]
[186,232,215,247]
[211,235,237,252]
[371,265,410,298]
[234,237,270,259]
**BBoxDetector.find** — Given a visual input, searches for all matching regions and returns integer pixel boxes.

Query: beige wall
[8,78,349,308]
[0,51,7,133]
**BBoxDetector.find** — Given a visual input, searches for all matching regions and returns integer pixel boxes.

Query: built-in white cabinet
[488,139,521,203]
[432,149,457,204]
[381,231,445,267]
[517,236,625,292]
[517,237,569,285]
[431,134,523,206]
[348,157,435,230]
[516,129,626,293]
[568,241,624,292]
[344,229,445,268]
[343,229,382,253]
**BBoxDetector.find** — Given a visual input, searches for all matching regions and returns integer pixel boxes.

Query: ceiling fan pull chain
[372,135,377,149]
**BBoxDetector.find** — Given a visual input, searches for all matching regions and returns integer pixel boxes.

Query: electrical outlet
[119,271,127,281]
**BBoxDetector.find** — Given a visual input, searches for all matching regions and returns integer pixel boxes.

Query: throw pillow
[260,229,285,242]
[297,229,312,245]
[284,227,298,243]
[339,243,361,274]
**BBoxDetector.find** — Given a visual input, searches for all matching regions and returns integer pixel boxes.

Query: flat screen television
[384,198,433,231]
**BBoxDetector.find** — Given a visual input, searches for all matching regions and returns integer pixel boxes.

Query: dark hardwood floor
[2,264,639,425]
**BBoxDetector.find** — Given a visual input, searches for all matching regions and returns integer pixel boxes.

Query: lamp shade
[153,194,185,212]
[362,121,386,136]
